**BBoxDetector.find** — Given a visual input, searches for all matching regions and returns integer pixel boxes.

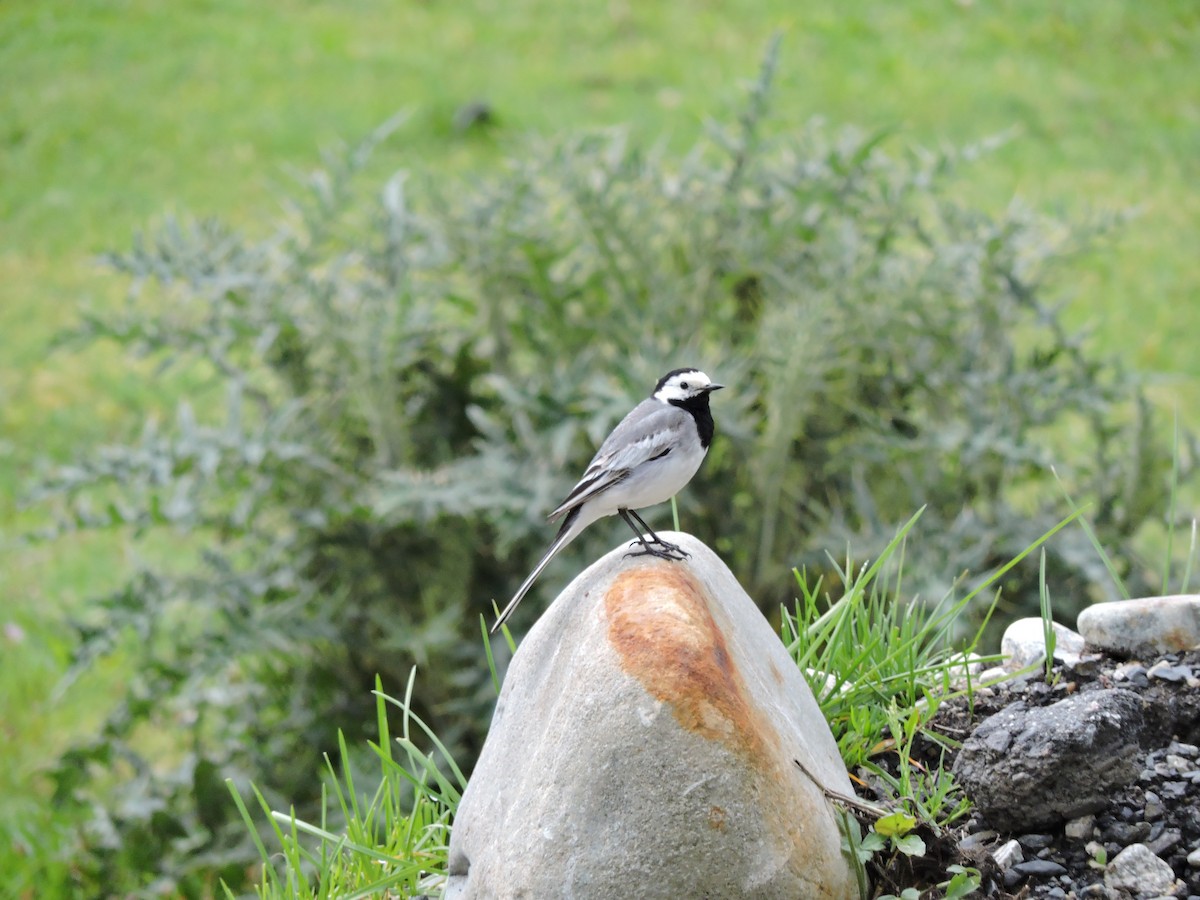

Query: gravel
[856,649,1200,898]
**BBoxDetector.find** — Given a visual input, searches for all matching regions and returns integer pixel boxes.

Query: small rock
[1147,826,1181,856]
[1143,791,1164,821]
[1168,741,1199,758]
[959,829,998,851]
[1012,858,1068,877]
[1001,617,1089,670]
[805,668,849,697]
[1187,845,1200,868]
[1147,660,1192,682]
[946,653,986,688]
[1166,754,1193,773]
[993,838,1024,868]
[1066,814,1097,839]
[1105,843,1180,897]
[1077,594,1200,657]
[977,664,1015,685]
[1105,821,1152,844]
[1159,780,1188,801]
[1019,833,1055,850]
[965,816,990,834]
[1113,662,1149,684]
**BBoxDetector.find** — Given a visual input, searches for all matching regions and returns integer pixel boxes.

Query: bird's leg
[627,508,688,557]
[619,508,688,560]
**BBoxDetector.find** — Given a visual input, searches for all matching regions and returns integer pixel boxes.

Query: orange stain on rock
[605,565,776,766]
[604,564,854,897]
[707,805,728,831]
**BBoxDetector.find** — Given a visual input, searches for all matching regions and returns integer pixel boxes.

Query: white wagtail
[491,367,724,633]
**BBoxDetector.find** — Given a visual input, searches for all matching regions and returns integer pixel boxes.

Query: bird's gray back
[588,399,685,466]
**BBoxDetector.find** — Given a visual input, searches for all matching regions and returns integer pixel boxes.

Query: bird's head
[652,368,724,404]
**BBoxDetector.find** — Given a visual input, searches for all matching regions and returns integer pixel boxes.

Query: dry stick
[793,758,891,818]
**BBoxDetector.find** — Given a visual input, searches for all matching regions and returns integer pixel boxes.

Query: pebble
[1148,660,1193,682]
[1066,814,1096,839]
[993,838,1023,868]
[1105,821,1152,844]
[1160,781,1188,801]
[977,664,1016,685]
[946,653,986,689]
[964,815,990,834]
[1077,594,1200,657]
[1001,617,1089,670]
[1019,832,1055,850]
[1143,791,1164,821]
[1113,662,1149,685]
[1105,843,1180,896]
[1147,827,1182,856]
[1012,858,1067,877]
[1188,845,1200,868]
[958,829,997,851]
[1167,754,1193,772]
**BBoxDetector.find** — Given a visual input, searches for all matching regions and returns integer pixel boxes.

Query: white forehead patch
[654,370,713,402]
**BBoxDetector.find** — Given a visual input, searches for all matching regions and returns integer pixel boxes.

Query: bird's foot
[624,537,689,561]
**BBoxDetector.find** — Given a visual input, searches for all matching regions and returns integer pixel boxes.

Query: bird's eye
[680,381,690,390]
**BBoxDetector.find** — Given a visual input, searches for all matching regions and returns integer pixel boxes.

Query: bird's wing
[547,402,685,521]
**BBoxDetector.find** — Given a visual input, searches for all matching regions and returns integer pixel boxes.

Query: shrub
[30,50,1190,891]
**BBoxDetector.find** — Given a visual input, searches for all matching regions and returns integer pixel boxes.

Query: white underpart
[584,425,707,517]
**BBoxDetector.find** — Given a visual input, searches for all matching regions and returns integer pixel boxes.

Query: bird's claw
[624,538,689,561]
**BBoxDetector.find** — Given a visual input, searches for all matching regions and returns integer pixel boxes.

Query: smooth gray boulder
[1077,594,1200,658]
[447,532,858,900]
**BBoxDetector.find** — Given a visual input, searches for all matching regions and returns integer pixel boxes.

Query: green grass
[228,674,461,900]
[1,0,1198,890]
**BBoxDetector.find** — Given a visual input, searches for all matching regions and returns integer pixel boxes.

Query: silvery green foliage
[31,62,1191,890]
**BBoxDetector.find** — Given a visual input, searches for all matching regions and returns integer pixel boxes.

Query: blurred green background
[1,0,1196,892]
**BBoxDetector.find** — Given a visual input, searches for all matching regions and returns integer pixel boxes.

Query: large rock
[952,688,1146,832]
[1077,594,1200,658]
[446,532,858,900]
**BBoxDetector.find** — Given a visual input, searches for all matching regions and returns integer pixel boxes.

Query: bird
[491,367,724,634]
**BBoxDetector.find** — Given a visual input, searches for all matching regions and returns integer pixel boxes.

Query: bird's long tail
[490,506,588,634]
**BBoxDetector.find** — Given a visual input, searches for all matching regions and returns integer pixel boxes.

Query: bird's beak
[704,383,725,392]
